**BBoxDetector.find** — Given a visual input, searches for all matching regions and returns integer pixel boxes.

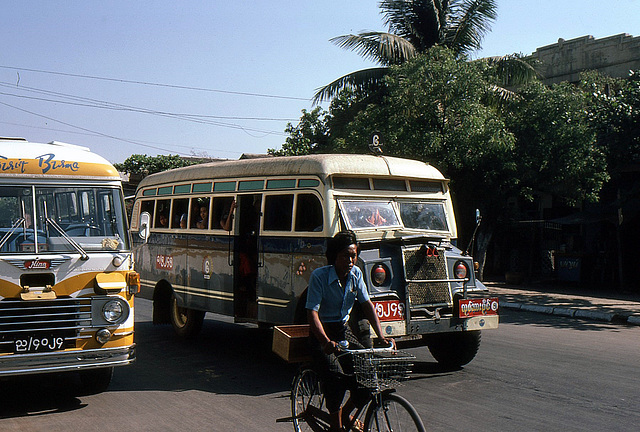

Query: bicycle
[279,344,426,432]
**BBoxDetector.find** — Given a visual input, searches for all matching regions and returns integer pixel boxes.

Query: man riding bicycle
[306,231,395,432]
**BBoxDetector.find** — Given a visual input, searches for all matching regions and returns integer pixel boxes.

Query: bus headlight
[103,300,124,323]
[454,261,469,279]
[371,264,389,286]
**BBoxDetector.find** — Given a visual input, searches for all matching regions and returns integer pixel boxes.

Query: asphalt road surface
[0,298,638,431]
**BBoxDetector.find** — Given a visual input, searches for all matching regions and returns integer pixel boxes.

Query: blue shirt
[306,265,370,323]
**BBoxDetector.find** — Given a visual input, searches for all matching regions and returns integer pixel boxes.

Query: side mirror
[139,212,150,241]
[475,209,482,225]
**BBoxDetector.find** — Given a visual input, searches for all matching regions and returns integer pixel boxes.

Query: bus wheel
[78,367,113,395]
[170,293,205,338]
[426,330,481,369]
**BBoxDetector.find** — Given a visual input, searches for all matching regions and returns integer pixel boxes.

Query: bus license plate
[14,335,66,354]
[373,300,405,322]
[459,298,499,317]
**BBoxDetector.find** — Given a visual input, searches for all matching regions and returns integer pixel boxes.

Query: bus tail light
[127,272,141,295]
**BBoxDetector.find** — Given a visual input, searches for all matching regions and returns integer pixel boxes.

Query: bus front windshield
[0,185,129,254]
[340,200,449,233]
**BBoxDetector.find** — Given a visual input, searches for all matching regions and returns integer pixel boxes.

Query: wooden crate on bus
[272,325,311,363]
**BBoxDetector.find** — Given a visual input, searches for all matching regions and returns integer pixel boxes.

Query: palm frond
[444,0,497,54]
[330,32,417,66]
[312,67,389,104]
[485,84,521,106]
[380,0,444,51]
[482,55,540,86]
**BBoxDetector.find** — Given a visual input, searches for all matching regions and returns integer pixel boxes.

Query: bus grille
[402,247,452,307]
[0,298,91,354]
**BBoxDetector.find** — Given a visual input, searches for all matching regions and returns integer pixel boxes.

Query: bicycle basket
[352,351,414,389]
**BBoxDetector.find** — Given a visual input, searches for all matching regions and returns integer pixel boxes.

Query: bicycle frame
[282,345,425,432]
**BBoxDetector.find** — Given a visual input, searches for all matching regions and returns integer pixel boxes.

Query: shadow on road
[109,316,300,396]
[0,374,88,419]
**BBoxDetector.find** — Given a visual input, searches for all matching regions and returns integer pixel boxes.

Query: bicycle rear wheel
[291,367,327,432]
[364,393,425,432]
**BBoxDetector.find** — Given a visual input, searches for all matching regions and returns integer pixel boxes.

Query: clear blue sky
[1,1,638,164]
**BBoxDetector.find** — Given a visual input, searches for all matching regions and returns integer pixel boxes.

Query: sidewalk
[485,281,640,326]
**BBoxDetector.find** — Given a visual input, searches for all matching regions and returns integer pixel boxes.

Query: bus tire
[426,330,481,369]
[170,293,205,338]
[78,367,113,395]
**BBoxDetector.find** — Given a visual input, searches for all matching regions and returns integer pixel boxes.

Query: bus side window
[171,198,189,229]
[153,199,169,228]
[213,196,235,231]
[190,197,210,229]
[295,194,323,232]
[263,194,293,231]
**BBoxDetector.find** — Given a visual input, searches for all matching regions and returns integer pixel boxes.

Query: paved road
[0,299,638,431]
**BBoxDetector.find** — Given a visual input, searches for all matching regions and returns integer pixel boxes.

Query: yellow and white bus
[130,154,498,367]
[0,138,138,393]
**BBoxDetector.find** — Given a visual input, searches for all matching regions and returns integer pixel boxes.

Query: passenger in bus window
[158,213,169,228]
[179,213,187,228]
[196,205,209,229]
[220,199,236,231]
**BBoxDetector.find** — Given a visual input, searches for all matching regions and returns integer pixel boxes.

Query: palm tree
[313,0,535,103]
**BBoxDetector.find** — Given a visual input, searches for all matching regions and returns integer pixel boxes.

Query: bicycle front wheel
[364,393,425,432]
[291,368,326,432]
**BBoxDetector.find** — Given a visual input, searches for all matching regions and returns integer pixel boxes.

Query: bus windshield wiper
[46,217,89,260]
[0,218,26,251]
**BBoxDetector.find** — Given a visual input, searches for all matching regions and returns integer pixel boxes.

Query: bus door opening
[234,194,261,320]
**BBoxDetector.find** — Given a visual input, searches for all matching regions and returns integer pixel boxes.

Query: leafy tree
[114,154,197,178]
[321,48,608,278]
[581,70,640,171]
[314,0,535,103]
[268,107,330,156]
[506,81,609,206]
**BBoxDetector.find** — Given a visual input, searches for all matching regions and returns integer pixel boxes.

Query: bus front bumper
[406,315,499,335]
[0,344,136,377]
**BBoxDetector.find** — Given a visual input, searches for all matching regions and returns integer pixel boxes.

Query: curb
[500,301,640,326]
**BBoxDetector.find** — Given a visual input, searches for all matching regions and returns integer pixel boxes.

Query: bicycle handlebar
[337,340,396,354]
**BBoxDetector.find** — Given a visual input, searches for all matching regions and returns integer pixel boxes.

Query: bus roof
[137,154,446,189]
[0,138,120,180]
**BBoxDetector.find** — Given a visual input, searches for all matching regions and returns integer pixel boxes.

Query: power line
[0,100,194,155]
[0,82,291,137]
[0,65,311,101]
[0,120,245,156]
[0,82,298,122]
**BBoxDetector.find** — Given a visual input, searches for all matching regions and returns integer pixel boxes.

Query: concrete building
[531,33,640,84]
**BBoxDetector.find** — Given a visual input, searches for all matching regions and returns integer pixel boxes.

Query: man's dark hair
[326,230,357,265]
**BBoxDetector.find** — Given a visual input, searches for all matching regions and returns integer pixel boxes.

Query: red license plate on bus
[458,298,499,317]
[373,300,406,321]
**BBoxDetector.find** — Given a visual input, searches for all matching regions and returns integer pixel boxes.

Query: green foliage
[268,107,330,156]
[114,154,197,177]
[506,81,609,205]
[581,70,640,172]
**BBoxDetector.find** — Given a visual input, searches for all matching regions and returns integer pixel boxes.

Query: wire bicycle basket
[351,350,415,390]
